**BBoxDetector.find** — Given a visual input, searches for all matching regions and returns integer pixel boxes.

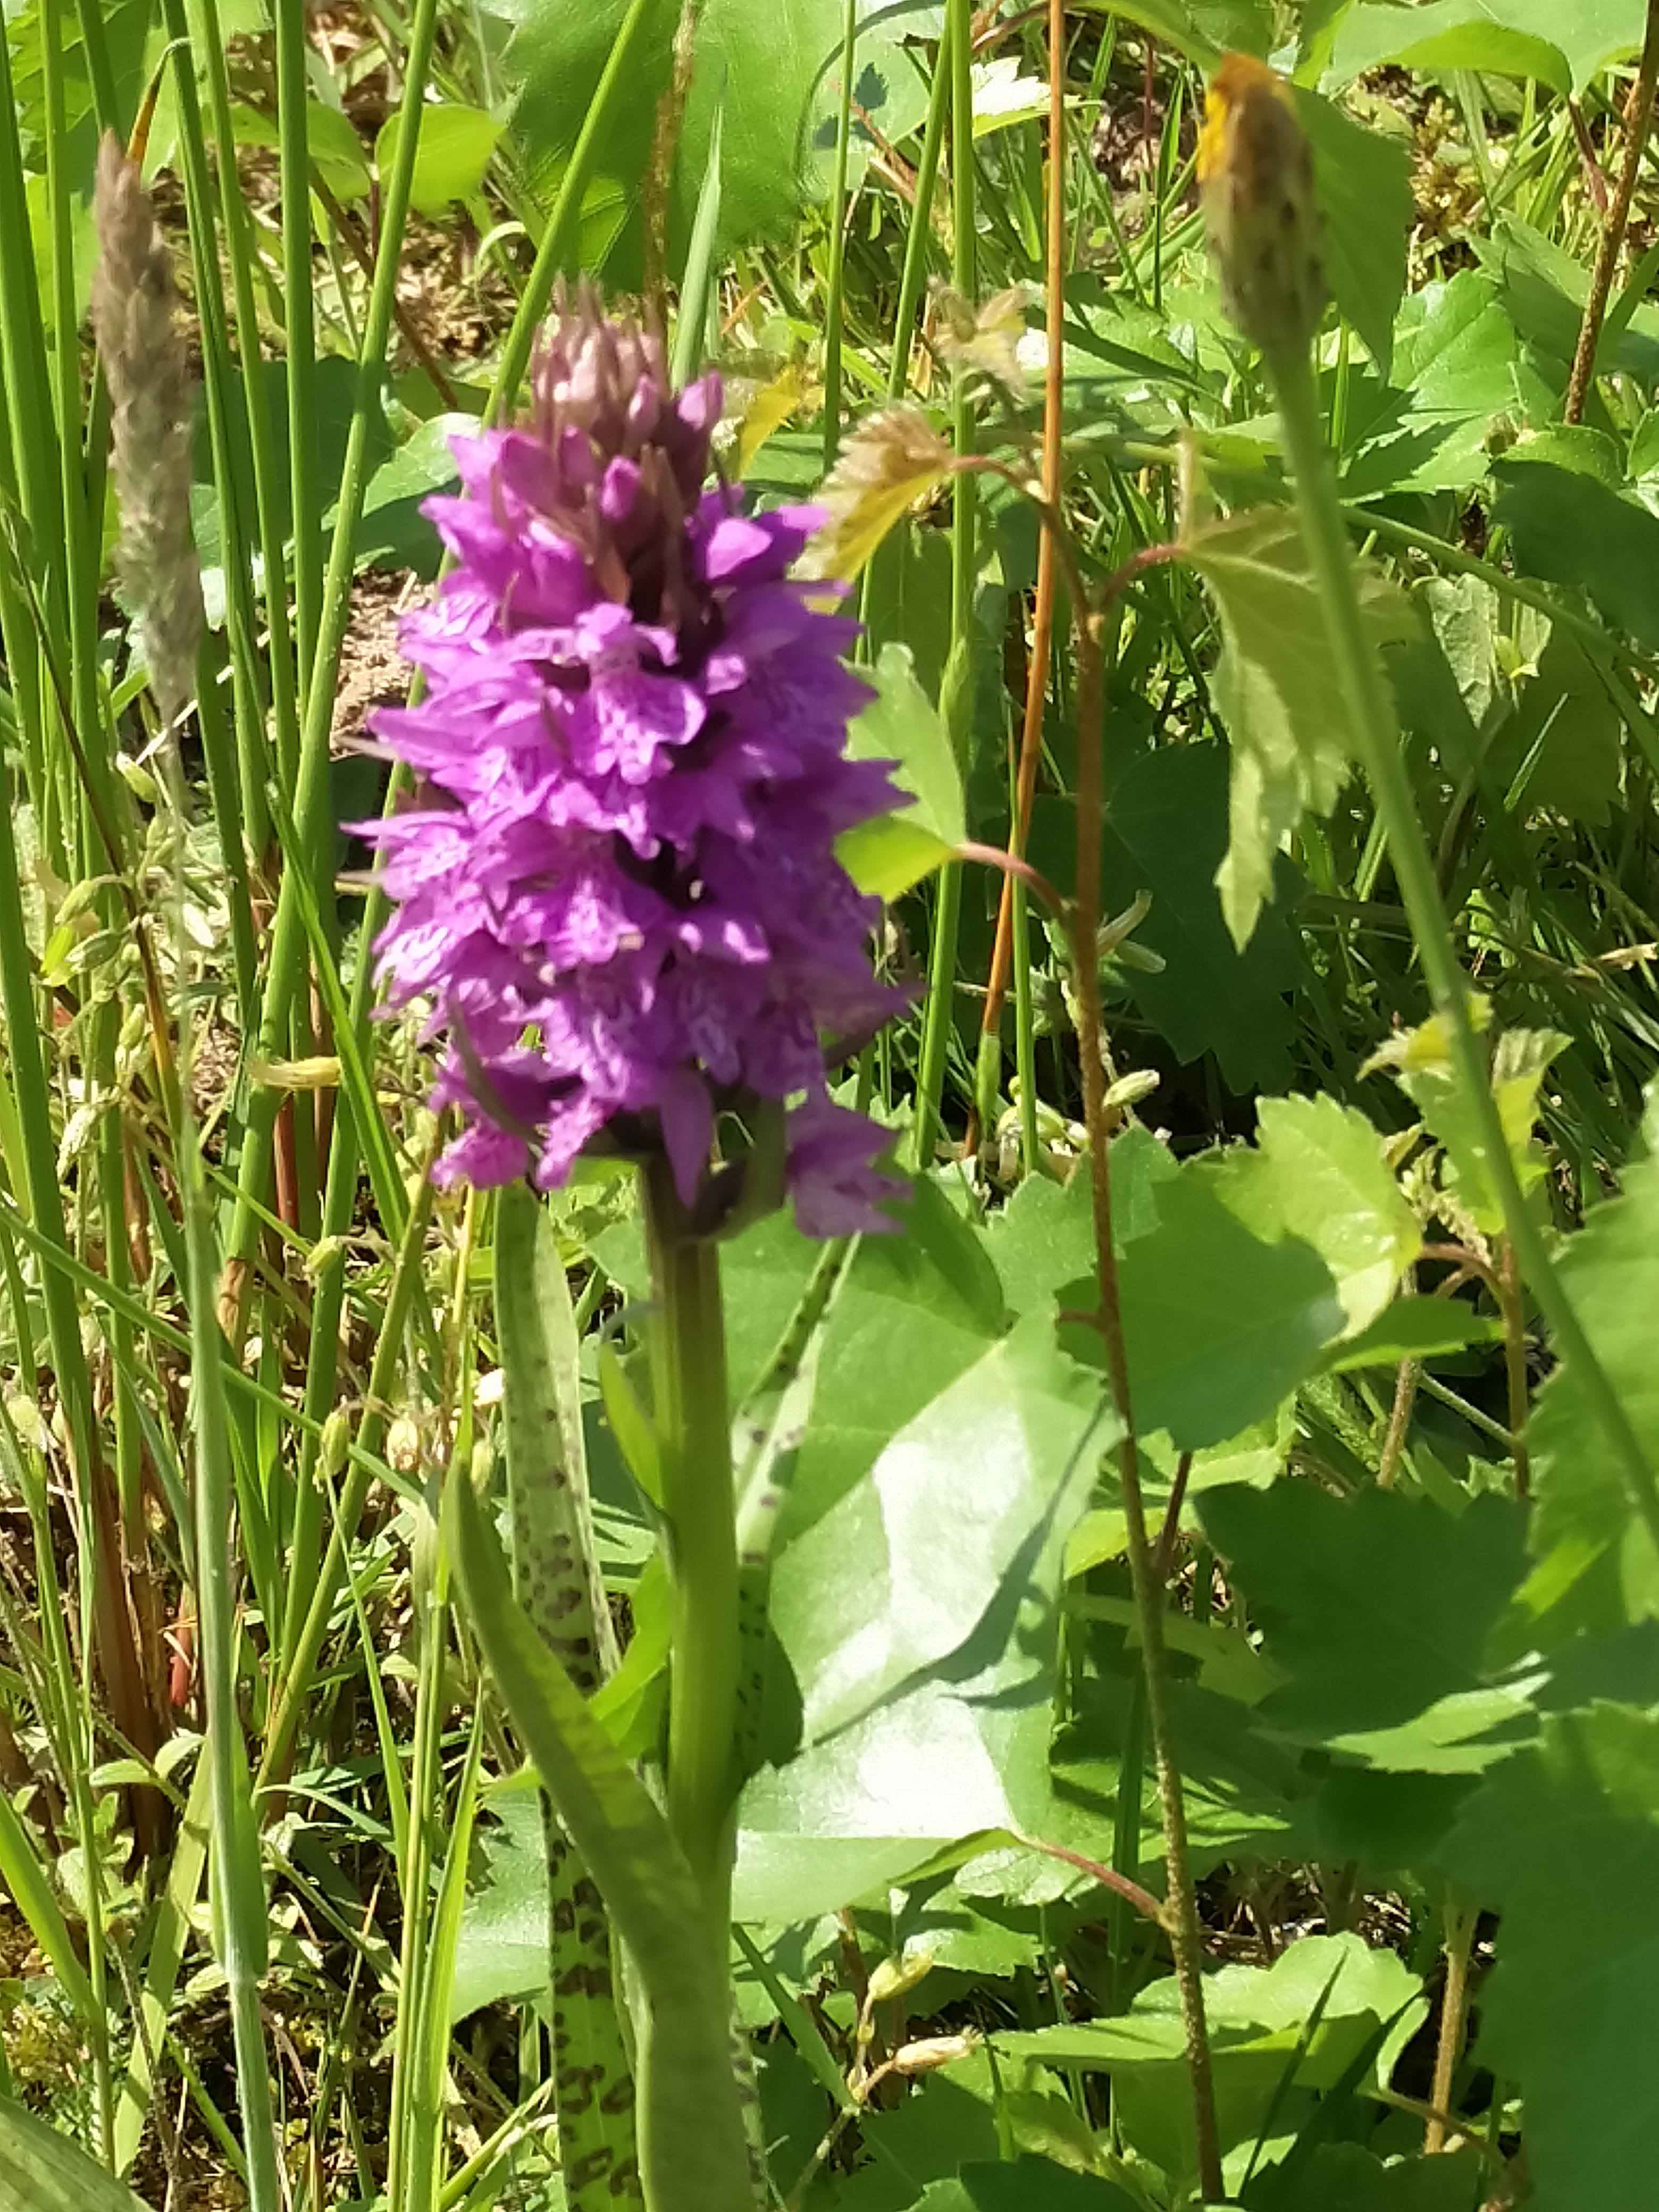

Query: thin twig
[978,0,1068,1073]
[1426,1900,1478,2156]
[1067,592,1224,2201]
[1565,1,1659,422]
[1498,1239,1531,1497]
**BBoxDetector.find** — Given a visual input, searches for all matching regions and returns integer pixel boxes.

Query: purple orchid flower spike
[355,286,909,1237]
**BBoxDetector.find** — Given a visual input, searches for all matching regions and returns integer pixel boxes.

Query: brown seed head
[91,133,203,724]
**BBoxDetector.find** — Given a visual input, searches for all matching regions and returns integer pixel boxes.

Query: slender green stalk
[182,1130,282,2212]
[386,1481,460,2212]
[669,93,724,386]
[822,0,861,467]
[911,0,977,1172]
[158,1,274,862]
[195,0,302,793]
[641,1162,741,1924]
[275,0,322,703]
[222,0,443,1322]
[257,1127,441,1783]
[883,32,949,407]
[1268,339,1659,1561]
[0,5,65,841]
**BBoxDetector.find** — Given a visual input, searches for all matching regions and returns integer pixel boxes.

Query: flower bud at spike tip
[1197,54,1325,363]
[354,283,912,1238]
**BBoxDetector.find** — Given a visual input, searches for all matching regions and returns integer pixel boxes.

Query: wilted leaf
[799,406,954,583]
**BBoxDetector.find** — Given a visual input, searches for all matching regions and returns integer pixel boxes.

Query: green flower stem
[822,0,860,468]
[1267,337,1659,1560]
[641,1162,742,1929]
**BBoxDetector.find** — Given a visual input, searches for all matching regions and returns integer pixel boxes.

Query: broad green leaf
[1086,747,1303,1093]
[901,2162,1141,2211]
[1325,3,1573,94]
[1294,88,1411,373]
[1479,215,1659,381]
[846,643,967,849]
[1524,1100,1659,1629]
[1209,1093,1421,1334]
[738,1325,1104,1916]
[722,1180,1007,1543]
[986,1124,1177,1320]
[840,640,967,893]
[1327,0,1645,95]
[996,1933,1423,2189]
[506,0,918,284]
[1494,457,1659,654]
[230,99,374,199]
[376,103,502,214]
[1054,1665,1313,1875]
[1440,1703,1659,2212]
[1073,0,1275,69]
[803,32,931,195]
[770,1312,1118,1741]
[351,415,472,577]
[1185,506,1412,949]
[863,522,953,706]
[1497,628,1622,826]
[1262,2142,1491,2211]
[1367,1010,1565,1236]
[839,815,956,899]
[1344,272,1545,501]
[998,1930,1420,2076]
[1199,1485,1531,1770]
[1069,1149,1346,1449]
[1322,1296,1502,1371]
[451,1774,552,2021]
[0,2096,151,2212]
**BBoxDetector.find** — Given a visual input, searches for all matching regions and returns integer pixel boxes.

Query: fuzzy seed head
[91,133,203,724]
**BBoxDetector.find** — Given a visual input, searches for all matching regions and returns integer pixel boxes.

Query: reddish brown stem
[1565,1,1659,423]
[978,0,1069,1052]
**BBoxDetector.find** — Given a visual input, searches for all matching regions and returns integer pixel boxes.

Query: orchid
[358,294,908,1236]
